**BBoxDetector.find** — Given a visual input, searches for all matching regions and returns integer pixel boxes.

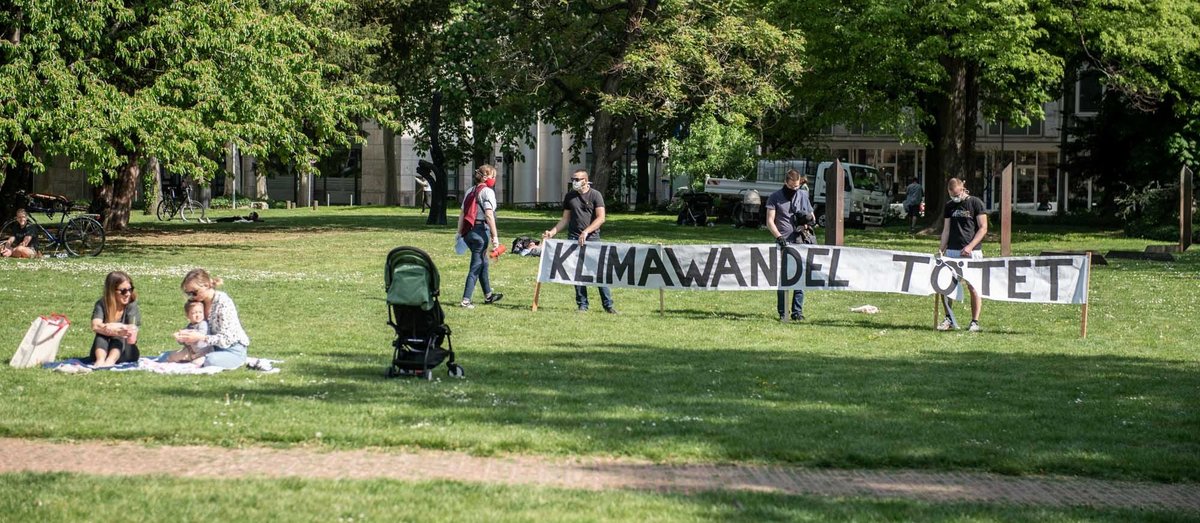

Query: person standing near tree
[765,169,815,322]
[938,177,988,333]
[415,174,432,213]
[904,176,924,233]
[543,170,617,314]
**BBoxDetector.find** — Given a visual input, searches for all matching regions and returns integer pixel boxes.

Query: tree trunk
[635,126,651,209]
[472,122,494,169]
[297,167,310,207]
[144,157,161,215]
[101,154,141,231]
[921,56,979,230]
[0,144,32,221]
[383,126,397,205]
[427,91,448,226]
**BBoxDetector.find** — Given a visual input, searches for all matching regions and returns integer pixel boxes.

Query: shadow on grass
[143,346,1200,481]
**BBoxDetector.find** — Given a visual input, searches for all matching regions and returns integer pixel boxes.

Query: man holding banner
[544,170,618,314]
[938,177,988,332]
[765,169,816,322]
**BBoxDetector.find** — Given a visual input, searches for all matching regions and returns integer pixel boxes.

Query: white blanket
[44,353,281,375]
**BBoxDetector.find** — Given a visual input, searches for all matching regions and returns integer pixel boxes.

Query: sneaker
[604,307,619,315]
[937,317,957,331]
[779,314,788,323]
[968,320,981,332]
[576,307,588,313]
[790,313,805,322]
[460,300,475,309]
[484,293,504,304]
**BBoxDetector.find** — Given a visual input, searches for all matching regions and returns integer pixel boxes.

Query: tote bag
[9,314,70,368]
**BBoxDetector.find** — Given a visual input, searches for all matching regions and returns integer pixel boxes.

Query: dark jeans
[86,335,140,364]
[777,233,806,317]
[462,222,492,301]
[569,232,613,310]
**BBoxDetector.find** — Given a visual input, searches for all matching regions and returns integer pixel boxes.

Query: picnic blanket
[44,353,282,375]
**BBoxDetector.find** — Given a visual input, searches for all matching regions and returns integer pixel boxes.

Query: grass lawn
[1,207,1197,483]
[0,473,1193,522]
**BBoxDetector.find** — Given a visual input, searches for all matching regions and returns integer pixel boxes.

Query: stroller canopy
[385,247,441,311]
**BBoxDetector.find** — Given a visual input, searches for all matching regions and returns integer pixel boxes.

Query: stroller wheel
[385,366,398,378]
[447,363,465,379]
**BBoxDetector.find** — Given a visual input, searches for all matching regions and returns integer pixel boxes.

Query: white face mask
[572,180,586,191]
[949,194,965,203]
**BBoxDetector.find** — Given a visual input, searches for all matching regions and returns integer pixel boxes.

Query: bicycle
[1,191,106,257]
[156,185,198,222]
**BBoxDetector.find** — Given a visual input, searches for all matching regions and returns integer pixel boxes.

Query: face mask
[781,185,797,199]
[484,177,496,189]
[572,180,586,191]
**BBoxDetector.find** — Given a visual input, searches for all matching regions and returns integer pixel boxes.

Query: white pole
[326,193,330,207]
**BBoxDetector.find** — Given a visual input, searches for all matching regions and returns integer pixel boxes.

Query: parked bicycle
[157,184,198,222]
[1,191,106,257]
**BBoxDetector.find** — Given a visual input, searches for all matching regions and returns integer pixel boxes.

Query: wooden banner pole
[1000,162,1013,257]
[531,282,541,312]
[1081,252,1092,338]
[658,243,665,316]
[934,294,939,329]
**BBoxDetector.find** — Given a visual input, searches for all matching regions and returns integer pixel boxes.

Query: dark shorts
[905,204,920,217]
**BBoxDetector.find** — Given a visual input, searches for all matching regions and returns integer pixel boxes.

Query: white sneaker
[937,317,957,331]
[459,300,474,309]
[968,320,981,332]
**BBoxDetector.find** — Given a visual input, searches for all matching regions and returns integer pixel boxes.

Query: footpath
[1,438,1197,512]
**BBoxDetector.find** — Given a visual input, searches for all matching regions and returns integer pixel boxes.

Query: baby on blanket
[165,301,210,365]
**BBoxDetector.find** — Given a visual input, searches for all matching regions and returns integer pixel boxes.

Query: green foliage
[1,0,391,182]
[1116,181,1196,240]
[668,115,757,186]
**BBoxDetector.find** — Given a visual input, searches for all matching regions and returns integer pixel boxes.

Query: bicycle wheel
[156,200,172,221]
[65,217,106,256]
[179,200,195,222]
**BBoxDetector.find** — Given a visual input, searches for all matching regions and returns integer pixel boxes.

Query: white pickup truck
[704,160,890,228]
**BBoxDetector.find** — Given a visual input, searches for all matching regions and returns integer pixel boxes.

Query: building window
[1076,69,1104,116]
[986,120,1043,137]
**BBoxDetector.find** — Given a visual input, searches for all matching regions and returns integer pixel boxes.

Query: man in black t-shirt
[938,177,988,332]
[1,209,39,258]
[544,170,616,313]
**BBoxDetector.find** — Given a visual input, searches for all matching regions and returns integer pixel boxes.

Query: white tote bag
[10,314,70,368]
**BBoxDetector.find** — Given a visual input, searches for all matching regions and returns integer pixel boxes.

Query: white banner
[536,239,1089,304]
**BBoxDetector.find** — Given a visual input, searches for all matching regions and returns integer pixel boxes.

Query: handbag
[10,314,70,368]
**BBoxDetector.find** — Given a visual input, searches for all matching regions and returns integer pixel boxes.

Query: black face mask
[781,186,797,199]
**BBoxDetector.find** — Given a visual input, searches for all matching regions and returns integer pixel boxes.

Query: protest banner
[534,239,1091,334]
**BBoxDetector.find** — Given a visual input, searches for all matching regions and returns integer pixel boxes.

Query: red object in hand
[489,245,506,258]
[918,201,926,217]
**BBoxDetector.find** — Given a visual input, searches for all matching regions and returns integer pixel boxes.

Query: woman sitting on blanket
[173,268,250,369]
[88,271,140,367]
[165,301,211,366]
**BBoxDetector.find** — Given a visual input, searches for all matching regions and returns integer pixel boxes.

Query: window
[1076,69,1104,115]
[987,120,1043,137]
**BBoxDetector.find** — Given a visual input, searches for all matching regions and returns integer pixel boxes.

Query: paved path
[1,438,1197,512]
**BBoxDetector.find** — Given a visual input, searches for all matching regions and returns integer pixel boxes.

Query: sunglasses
[117,287,134,296]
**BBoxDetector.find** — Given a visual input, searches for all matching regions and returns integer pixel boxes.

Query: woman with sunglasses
[174,268,250,368]
[88,271,141,367]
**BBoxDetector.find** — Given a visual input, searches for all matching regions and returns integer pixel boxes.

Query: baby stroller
[384,246,464,379]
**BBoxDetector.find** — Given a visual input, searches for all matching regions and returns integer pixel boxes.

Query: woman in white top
[455,165,504,308]
[174,268,251,368]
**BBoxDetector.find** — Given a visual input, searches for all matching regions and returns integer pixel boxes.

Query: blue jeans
[569,232,613,310]
[462,223,492,301]
[777,234,805,317]
[203,343,247,369]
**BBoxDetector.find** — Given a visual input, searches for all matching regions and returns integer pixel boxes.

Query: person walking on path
[543,170,617,314]
[937,177,988,332]
[456,165,504,309]
[765,169,815,322]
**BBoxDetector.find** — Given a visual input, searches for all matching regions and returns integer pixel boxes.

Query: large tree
[1,0,388,229]
[504,0,803,197]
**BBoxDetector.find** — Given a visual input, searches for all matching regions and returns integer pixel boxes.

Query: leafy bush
[1116,182,1195,240]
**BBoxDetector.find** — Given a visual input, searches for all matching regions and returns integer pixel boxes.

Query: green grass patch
[1,207,1197,481]
[1,473,1193,522]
